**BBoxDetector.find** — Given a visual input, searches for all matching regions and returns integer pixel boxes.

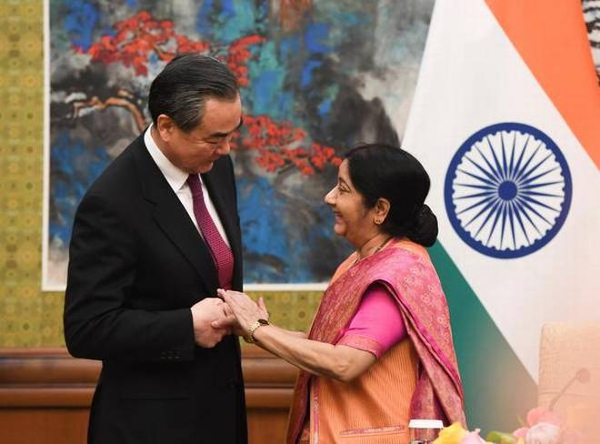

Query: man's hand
[219,303,247,336]
[190,298,236,348]
[216,289,269,332]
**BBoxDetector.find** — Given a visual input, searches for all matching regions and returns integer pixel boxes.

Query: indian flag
[403,0,600,432]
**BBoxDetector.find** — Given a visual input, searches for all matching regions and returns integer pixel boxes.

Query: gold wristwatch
[243,318,269,344]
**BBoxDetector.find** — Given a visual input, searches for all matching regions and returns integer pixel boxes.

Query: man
[64,54,246,443]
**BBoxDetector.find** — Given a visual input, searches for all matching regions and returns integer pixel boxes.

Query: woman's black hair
[345,143,438,247]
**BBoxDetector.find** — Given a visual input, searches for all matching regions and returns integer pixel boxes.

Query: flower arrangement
[433,368,591,444]
[433,422,491,444]
[508,406,563,444]
[433,406,585,444]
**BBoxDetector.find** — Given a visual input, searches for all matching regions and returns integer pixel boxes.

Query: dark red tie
[187,174,234,290]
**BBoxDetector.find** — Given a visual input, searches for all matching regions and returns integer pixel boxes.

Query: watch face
[258,318,269,325]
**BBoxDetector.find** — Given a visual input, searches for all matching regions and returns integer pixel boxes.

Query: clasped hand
[190,297,238,348]
[191,291,268,347]
[215,289,269,333]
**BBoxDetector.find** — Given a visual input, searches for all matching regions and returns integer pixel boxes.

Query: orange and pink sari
[287,239,466,444]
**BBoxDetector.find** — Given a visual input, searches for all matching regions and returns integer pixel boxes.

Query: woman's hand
[214,289,269,333]
[219,301,247,337]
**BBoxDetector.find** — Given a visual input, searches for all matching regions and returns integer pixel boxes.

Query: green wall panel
[0,0,66,347]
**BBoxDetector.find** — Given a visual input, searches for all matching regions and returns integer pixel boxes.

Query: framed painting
[42,0,433,290]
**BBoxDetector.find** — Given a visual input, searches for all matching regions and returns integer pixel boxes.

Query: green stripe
[430,242,537,434]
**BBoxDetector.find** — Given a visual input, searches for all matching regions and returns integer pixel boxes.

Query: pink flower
[525,422,560,444]
[526,407,561,428]
[461,429,487,444]
[513,427,529,439]
[513,406,562,440]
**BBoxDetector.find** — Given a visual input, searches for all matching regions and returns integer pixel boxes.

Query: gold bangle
[243,318,269,344]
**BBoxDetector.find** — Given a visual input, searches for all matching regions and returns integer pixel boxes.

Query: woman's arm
[217,290,375,382]
[254,324,375,382]
[283,329,309,339]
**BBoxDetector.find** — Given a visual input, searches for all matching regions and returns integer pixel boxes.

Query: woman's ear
[373,198,391,225]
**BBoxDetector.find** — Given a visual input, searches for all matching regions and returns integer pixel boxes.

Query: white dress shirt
[144,125,230,247]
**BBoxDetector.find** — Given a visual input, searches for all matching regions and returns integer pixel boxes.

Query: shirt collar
[144,124,190,192]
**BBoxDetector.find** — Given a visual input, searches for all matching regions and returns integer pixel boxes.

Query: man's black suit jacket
[64,134,247,443]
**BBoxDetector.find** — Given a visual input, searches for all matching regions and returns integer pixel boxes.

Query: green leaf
[486,431,516,444]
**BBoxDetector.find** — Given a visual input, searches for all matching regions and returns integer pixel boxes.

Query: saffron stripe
[486,0,600,169]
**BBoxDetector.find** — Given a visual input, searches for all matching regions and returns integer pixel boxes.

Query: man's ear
[156,114,176,142]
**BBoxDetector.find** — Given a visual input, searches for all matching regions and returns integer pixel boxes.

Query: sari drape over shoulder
[287,240,466,444]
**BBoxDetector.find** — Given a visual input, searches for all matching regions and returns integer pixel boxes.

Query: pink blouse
[337,283,407,358]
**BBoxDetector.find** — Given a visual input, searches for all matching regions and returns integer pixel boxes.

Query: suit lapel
[153,199,219,292]
[133,139,219,292]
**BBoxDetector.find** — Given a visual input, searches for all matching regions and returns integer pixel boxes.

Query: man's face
[158,95,242,174]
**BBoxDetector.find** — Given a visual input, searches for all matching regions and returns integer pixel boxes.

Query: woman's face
[324,159,379,247]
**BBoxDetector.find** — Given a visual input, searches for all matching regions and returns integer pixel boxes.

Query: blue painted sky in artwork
[192,2,342,125]
[305,23,332,54]
[301,59,322,88]
[244,38,297,120]
[328,10,364,27]
[299,23,333,87]
[238,176,343,282]
[196,0,267,44]
[249,68,290,117]
[50,131,111,245]
[63,1,99,51]
[279,35,300,59]
[196,0,214,32]
[318,99,331,116]
[237,177,292,282]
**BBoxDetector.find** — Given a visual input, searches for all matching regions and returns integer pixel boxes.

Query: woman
[219,144,466,443]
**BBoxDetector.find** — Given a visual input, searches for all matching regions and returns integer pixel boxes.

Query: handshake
[190,289,268,348]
